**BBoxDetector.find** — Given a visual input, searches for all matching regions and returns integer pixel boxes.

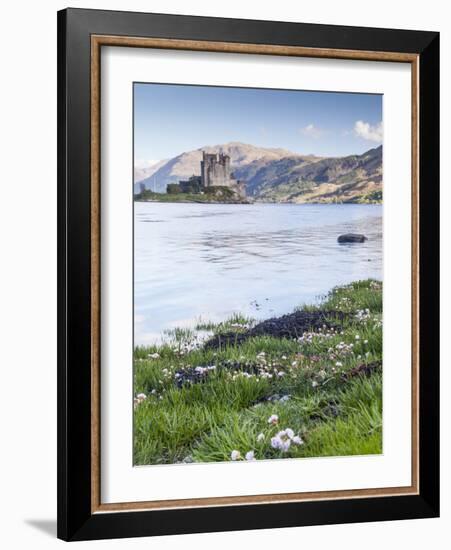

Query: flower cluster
[229,322,251,330]
[230,449,256,461]
[297,326,336,345]
[173,364,216,387]
[169,332,210,356]
[372,318,382,329]
[327,340,355,362]
[355,308,371,322]
[220,354,293,383]
[134,392,147,409]
[194,365,216,376]
[271,428,304,452]
[229,419,304,461]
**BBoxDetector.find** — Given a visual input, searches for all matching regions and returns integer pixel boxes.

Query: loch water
[134,202,382,345]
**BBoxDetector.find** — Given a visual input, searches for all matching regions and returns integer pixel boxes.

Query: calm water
[134,203,382,345]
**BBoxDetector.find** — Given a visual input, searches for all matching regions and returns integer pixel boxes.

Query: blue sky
[134,83,382,165]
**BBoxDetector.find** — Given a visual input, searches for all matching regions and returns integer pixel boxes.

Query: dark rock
[337,233,367,243]
[310,400,340,421]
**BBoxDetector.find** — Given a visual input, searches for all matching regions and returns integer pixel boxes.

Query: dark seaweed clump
[204,310,348,350]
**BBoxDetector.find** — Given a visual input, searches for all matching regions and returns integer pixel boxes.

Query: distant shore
[134,190,250,204]
[134,195,381,205]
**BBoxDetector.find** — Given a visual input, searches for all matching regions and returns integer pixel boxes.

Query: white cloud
[300,123,323,139]
[354,120,383,142]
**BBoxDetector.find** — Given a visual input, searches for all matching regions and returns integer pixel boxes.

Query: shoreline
[135,198,252,205]
[134,198,381,205]
[134,280,383,465]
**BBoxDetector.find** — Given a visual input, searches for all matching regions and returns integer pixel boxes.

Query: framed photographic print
[57,8,439,541]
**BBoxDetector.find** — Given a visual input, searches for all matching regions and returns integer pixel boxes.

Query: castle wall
[199,151,247,197]
[201,152,236,188]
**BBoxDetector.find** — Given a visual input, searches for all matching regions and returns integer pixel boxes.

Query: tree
[167,183,181,194]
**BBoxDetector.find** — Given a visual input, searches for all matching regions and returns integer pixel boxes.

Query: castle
[178,151,246,197]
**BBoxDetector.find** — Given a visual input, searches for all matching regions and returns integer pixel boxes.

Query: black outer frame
[57,8,440,542]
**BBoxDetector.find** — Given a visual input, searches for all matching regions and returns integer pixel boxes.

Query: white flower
[311,380,318,388]
[195,366,209,375]
[364,339,368,344]
[335,361,343,367]
[245,451,255,461]
[267,414,279,425]
[285,428,294,439]
[257,432,265,443]
[292,435,304,445]
[271,431,291,452]
[355,335,360,340]
[230,450,241,461]
[148,352,160,359]
[136,393,146,400]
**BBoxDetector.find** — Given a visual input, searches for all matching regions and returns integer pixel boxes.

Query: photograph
[133,83,384,466]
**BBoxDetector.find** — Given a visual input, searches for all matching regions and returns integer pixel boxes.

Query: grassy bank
[134,279,383,465]
[135,188,249,204]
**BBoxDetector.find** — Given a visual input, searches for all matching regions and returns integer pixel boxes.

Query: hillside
[136,142,316,194]
[134,159,167,186]
[238,146,382,203]
[135,142,382,203]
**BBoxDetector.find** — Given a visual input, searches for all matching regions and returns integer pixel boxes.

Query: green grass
[134,279,383,465]
[195,312,254,333]
[135,188,248,204]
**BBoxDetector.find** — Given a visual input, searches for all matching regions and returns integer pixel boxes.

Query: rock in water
[337,233,367,243]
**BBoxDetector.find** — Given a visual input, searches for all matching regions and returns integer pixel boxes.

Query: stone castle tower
[200,152,234,187]
[178,151,246,197]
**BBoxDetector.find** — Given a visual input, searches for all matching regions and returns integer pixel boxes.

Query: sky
[134,82,382,166]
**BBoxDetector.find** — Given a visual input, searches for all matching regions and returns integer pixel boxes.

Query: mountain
[136,142,315,194]
[136,142,382,203]
[134,159,168,193]
[134,160,167,184]
[238,145,382,203]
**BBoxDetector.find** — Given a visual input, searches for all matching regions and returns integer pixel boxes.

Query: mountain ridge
[136,142,382,203]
